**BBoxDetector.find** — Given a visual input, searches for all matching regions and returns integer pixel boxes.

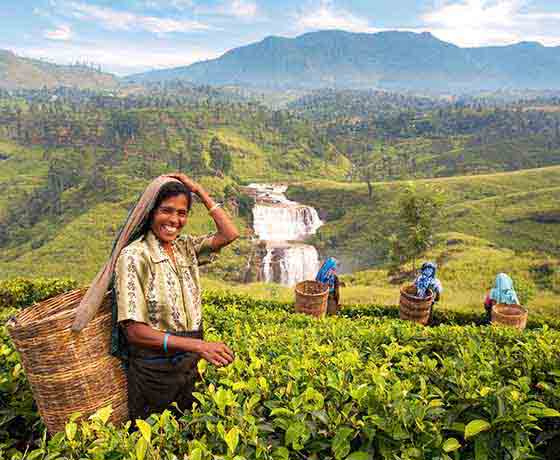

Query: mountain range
[4,30,560,92]
[127,30,560,92]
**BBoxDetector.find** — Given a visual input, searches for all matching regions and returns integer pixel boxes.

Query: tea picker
[399,261,443,326]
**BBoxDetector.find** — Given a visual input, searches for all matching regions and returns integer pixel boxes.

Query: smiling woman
[74,173,239,421]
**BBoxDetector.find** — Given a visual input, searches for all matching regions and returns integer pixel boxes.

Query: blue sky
[2,0,560,75]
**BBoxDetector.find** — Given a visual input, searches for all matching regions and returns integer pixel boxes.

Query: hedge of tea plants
[1,279,560,460]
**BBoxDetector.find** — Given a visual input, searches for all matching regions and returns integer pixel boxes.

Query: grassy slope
[0,133,558,315]
[281,166,560,315]
[200,231,560,317]
[209,126,351,181]
[289,166,560,265]
[0,140,49,219]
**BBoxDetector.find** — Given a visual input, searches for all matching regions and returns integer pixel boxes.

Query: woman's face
[150,194,189,246]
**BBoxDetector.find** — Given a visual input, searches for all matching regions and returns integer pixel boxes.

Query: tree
[388,185,445,273]
[209,136,232,175]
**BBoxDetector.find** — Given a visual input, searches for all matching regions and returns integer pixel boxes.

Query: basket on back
[7,288,128,434]
[295,280,329,318]
[399,284,434,326]
[491,303,528,330]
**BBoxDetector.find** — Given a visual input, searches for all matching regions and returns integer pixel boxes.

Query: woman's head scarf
[414,261,442,298]
[489,273,520,305]
[71,175,184,332]
[316,257,338,292]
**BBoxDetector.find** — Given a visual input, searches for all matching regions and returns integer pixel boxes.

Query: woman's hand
[167,173,202,195]
[198,341,235,367]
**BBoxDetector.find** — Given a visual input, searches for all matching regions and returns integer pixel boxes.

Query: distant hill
[126,30,560,92]
[0,49,118,90]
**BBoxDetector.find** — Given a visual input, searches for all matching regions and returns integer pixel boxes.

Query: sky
[2,0,560,76]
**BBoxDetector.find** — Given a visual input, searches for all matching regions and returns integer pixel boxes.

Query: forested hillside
[0,49,118,90]
[0,87,559,313]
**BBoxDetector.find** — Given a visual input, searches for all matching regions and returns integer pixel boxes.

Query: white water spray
[245,184,323,286]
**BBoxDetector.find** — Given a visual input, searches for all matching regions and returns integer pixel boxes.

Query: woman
[483,273,520,324]
[73,173,239,421]
[316,257,340,315]
[414,261,443,322]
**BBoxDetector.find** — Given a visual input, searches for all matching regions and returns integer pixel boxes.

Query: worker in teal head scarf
[484,273,520,323]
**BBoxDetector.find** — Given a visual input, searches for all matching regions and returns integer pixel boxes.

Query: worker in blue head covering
[414,261,443,322]
[483,273,520,324]
[316,257,340,315]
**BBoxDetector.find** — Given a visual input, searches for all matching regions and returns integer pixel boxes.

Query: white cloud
[194,0,260,21]
[13,42,222,76]
[142,0,194,11]
[169,0,194,9]
[44,24,73,41]
[221,0,258,19]
[61,1,211,35]
[294,0,376,33]
[422,0,560,47]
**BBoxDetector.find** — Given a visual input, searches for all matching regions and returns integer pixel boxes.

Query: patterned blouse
[114,230,218,332]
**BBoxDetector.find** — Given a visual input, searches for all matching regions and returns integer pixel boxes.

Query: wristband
[163,332,171,353]
[208,203,222,214]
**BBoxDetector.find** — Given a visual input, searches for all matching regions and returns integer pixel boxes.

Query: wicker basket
[399,284,434,326]
[7,288,128,434]
[295,280,329,318]
[491,303,528,330]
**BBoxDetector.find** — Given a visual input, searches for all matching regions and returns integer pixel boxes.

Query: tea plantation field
[1,279,560,460]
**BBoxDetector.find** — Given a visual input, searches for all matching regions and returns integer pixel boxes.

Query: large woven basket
[399,284,434,326]
[7,288,128,434]
[295,280,329,318]
[491,303,528,330]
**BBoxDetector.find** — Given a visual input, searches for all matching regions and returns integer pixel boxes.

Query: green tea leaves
[464,419,491,439]
[64,421,77,441]
[332,427,354,460]
[442,437,461,453]
[223,427,240,454]
[136,419,152,443]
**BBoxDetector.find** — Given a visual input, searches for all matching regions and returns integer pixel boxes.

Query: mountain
[0,49,119,90]
[126,30,560,92]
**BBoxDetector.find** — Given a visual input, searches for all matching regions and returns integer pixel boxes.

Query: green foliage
[289,166,560,271]
[1,279,560,459]
[514,276,537,306]
[0,277,77,310]
[389,184,445,272]
[209,136,233,175]
[552,270,560,294]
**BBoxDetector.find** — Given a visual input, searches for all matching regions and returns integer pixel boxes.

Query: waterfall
[253,205,322,241]
[245,184,323,287]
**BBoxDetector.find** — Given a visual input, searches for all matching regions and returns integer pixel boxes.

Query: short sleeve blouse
[114,230,218,332]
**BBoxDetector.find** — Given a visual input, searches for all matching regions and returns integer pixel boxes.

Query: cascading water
[244,184,323,286]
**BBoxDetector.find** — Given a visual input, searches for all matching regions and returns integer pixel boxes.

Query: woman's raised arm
[167,173,240,250]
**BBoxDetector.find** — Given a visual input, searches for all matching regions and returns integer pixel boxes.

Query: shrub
[2,281,560,459]
[0,277,77,310]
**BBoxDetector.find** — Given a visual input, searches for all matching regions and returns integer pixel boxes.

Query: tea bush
[1,278,560,459]
[0,277,77,311]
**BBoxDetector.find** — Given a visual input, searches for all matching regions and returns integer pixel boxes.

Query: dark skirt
[127,329,203,421]
[327,294,339,315]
